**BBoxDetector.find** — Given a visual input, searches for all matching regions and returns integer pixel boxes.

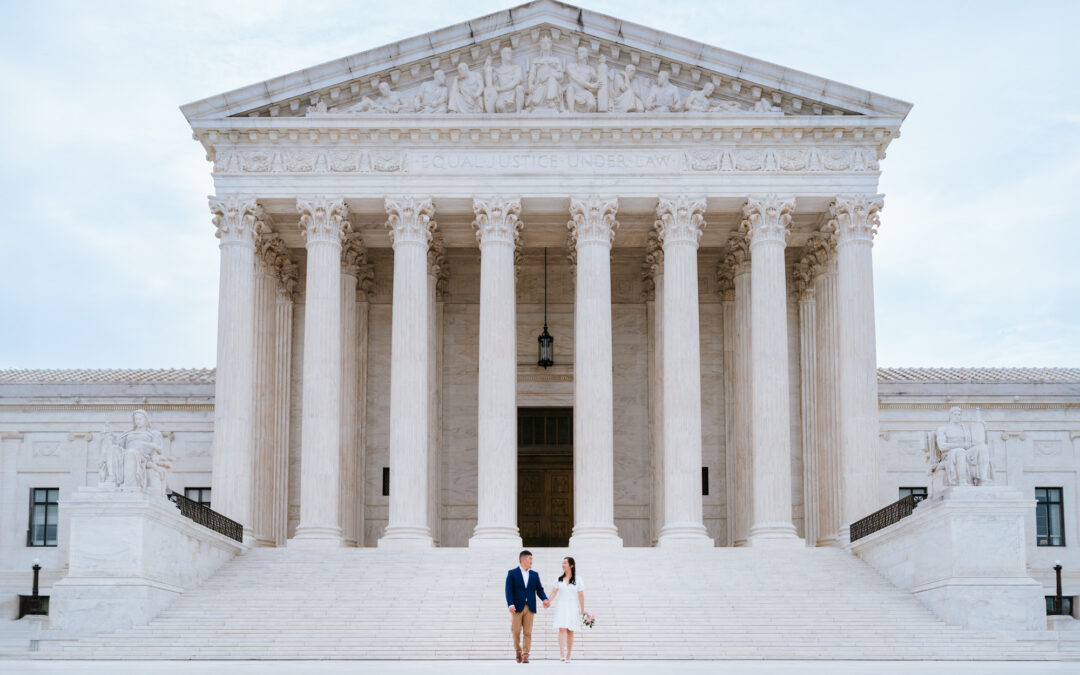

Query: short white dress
[550,577,585,630]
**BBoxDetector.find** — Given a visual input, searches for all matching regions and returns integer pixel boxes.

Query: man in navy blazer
[505,549,549,663]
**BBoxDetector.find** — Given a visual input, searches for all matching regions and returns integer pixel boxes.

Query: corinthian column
[291,197,349,546]
[716,254,735,547]
[380,197,435,548]
[832,195,885,543]
[810,234,842,546]
[642,234,664,545]
[339,233,365,548]
[726,235,753,547]
[568,196,622,548]
[252,231,286,547]
[469,198,523,548]
[744,195,801,546]
[272,263,297,546]
[793,261,818,547]
[428,237,447,547]
[209,196,259,539]
[653,197,712,547]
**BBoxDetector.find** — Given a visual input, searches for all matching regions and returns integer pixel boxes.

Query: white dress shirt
[519,566,530,587]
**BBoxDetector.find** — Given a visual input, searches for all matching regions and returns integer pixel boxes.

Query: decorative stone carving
[257,233,297,297]
[568,196,619,247]
[484,48,525,114]
[386,197,436,246]
[413,69,449,113]
[428,234,450,299]
[337,81,405,113]
[927,407,996,488]
[641,229,664,300]
[685,82,743,113]
[829,194,884,244]
[209,196,259,245]
[646,71,681,112]
[565,46,601,113]
[98,410,172,496]
[610,64,644,113]
[741,195,794,246]
[448,62,485,114]
[297,197,350,244]
[753,97,781,113]
[791,261,815,301]
[526,34,565,112]
[655,196,706,245]
[341,232,367,278]
[473,197,523,247]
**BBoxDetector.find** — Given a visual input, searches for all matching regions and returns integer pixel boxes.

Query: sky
[0,0,1076,369]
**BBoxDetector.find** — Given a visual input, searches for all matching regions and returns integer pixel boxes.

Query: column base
[379,524,434,549]
[251,535,276,548]
[816,533,842,547]
[748,521,803,548]
[469,524,523,549]
[289,523,344,547]
[569,523,623,549]
[658,522,714,548]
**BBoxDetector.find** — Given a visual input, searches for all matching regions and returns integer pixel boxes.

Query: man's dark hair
[519,550,532,560]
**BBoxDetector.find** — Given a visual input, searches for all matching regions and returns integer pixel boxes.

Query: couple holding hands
[505,550,588,663]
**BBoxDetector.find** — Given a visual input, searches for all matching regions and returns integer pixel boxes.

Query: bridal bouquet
[581,612,596,629]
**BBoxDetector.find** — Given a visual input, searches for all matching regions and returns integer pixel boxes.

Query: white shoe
[560,657,565,662]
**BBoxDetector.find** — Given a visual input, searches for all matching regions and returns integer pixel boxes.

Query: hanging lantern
[537,248,554,368]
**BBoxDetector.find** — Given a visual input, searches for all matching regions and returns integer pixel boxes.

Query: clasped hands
[508,599,551,615]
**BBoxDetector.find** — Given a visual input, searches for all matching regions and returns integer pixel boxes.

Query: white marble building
[2,0,1079,643]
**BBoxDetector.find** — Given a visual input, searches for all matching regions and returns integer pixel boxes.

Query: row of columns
[715,194,884,547]
[211,191,883,549]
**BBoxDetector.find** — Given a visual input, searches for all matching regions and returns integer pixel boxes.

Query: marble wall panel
[700,302,726,544]
[613,303,649,547]
[364,304,393,543]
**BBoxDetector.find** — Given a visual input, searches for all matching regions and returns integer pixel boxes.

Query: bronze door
[517,408,573,548]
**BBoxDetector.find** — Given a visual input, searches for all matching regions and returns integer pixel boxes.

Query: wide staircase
[34,546,1066,660]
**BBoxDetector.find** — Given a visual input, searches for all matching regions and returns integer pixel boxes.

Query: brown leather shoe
[515,653,522,663]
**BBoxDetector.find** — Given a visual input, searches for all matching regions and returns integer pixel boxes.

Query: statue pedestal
[50,487,243,636]
[851,486,1045,631]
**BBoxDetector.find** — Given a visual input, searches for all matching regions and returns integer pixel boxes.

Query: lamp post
[31,558,40,598]
[537,248,554,368]
[1053,560,1064,616]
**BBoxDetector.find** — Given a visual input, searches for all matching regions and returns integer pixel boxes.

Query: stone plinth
[50,487,241,636]
[851,486,1044,631]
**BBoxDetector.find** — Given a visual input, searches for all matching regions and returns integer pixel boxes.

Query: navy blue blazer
[505,568,548,613]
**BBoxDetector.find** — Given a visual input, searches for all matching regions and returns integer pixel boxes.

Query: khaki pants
[511,606,535,657]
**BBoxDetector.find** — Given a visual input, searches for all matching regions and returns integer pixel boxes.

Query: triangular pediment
[181,1,910,123]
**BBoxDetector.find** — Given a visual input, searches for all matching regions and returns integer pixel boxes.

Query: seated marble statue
[413,69,449,113]
[684,82,744,113]
[926,407,995,487]
[98,409,172,495]
[448,61,485,114]
[645,71,681,112]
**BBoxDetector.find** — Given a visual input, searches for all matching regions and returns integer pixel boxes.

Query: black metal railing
[850,493,926,542]
[167,490,243,543]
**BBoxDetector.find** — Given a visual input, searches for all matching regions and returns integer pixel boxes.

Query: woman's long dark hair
[558,556,577,585]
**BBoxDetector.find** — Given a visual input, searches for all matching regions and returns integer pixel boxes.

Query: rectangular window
[382,467,390,497]
[27,488,59,547]
[1046,596,1075,616]
[702,467,709,496]
[899,486,928,499]
[184,487,212,508]
[1036,487,1065,547]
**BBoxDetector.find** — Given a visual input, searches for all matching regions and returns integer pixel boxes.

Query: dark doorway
[517,407,573,547]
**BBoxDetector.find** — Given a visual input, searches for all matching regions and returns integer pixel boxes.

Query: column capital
[473,197,523,248]
[297,197,350,246]
[640,230,664,300]
[256,232,298,298]
[724,233,752,277]
[741,195,794,248]
[209,195,260,247]
[792,262,815,302]
[386,196,436,248]
[569,195,619,248]
[356,263,376,301]
[655,196,706,247]
[829,194,884,246]
[428,234,451,300]
[341,232,368,278]
[715,261,734,301]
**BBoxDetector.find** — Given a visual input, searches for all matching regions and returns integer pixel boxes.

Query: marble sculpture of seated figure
[933,406,994,486]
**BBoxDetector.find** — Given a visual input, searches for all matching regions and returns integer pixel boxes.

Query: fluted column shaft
[339,235,363,548]
[650,271,664,545]
[719,285,736,547]
[815,257,842,546]
[797,288,818,547]
[745,196,801,546]
[272,284,295,546]
[251,245,278,547]
[380,197,435,548]
[427,242,446,547]
[470,198,522,547]
[833,196,885,543]
[355,294,370,546]
[656,196,712,548]
[292,197,349,546]
[731,244,753,547]
[568,196,622,547]
[209,197,259,539]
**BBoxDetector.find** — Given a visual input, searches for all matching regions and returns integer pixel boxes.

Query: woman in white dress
[548,556,585,662]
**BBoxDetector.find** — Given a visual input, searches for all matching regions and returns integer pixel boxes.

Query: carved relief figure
[610,64,644,113]
[596,55,610,112]
[753,97,781,113]
[483,47,525,113]
[565,46,600,112]
[448,61,485,114]
[526,35,565,112]
[413,69,449,113]
[927,407,995,487]
[684,82,744,113]
[646,71,681,112]
[341,81,405,113]
[98,410,172,495]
